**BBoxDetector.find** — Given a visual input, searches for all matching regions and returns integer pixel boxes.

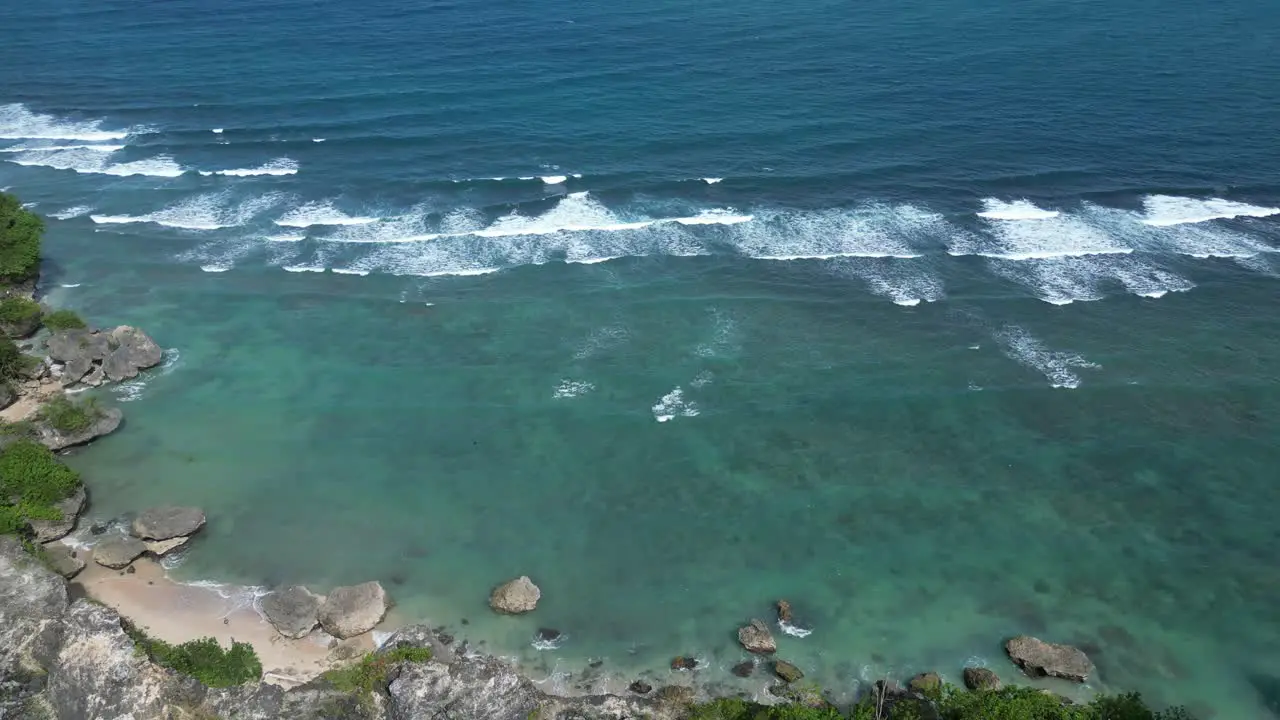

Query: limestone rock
[963,666,1002,691]
[262,585,324,639]
[908,671,942,695]
[144,536,189,557]
[132,506,206,540]
[773,660,803,683]
[81,363,106,387]
[109,326,164,370]
[28,485,86,542]
[93,536,146,569]
[317,581,389,639]
[45,330,111,364]
[738,618,777,654]
[653,685,695,707]
[1005,635,1092,682]
[61,356,92,386]
[42,544,86,579]
[0,311,40,339]
[0,536,69,682]
[39,406,123,451]
[489,575,540,614]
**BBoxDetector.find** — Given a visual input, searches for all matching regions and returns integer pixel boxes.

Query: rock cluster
[45,326,163,389]
[90,505,206,570]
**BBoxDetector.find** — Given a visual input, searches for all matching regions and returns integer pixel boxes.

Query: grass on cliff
[37,395,103,434]
[0,192,42,284]
[688,685,1196,720]
[42,309,87,331]
[0,296,41,326]
[123,622,262,688]
[0,335,37,383]
[0,439,81,535]
[322,645,433,695]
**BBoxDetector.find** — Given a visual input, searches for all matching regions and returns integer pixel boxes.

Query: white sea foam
[211,128,224,134]
[977,198,1061,221]
[733,204,943,261]
[275,200,377,227]
[421,267,501,277]
[91,191,283,230]
[282,265,325,272]
[703,177,723,184]
[312,138,326,143]
[779,620,813,638]
[1140,194,1280,226]
[198,157,298,176]
[541,175,568,184]
[60,283,81,288]
[673,210,753,226]
[112,348,182,402]
[993,325,1098,389]
[265,233,305,242]
[573,325,629,361]
[7,147,184,177]
[833,257,946,306]
[50,205,92,220]
[0,103,134,141]
[652,387,699,422]
[553,379,595,399]
[0,143,124,153]
[331,268,369,276]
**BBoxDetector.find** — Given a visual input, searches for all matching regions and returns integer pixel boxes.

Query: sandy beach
[74,553,375,688]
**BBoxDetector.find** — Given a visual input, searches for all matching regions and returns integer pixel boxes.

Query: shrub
[0,335,35,382]
[42,309,87,331]
[0,439,81,535]
[124,623,262,688]
[322,645,433,695]
[0,193,42,283]
[37,395,103,434]
[0,296,41,326]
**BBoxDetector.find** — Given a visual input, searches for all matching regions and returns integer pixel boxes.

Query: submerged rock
[42,544,85,579]
[731,660,755,678]
[132,506,206,541]
[536,628,562,643]
[629,680,653,694]
[489,575,540,614]
[317,581,388,639]
[1005,635,1092,682]
[93,536,146,569]
[653,685,695,707]
[963,666,1002,691]
[28,485,87,542]
[262,585,323,639]
[773,660,803,683]
[670,656,699,671]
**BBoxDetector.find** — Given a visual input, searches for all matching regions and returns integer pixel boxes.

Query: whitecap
[1140,195,1280,226]
[212,128,224,134]
[282,265,325,273]
[421,267,501,277]
[541,175,568,185]
[50,205,92,220]
[59,283,81,288]
[200,265,231,272]
[779,620,813,638]
[0,143,124,153]
[312,138,326,143]
[331,268,369,276]
[92,191,283,231]
[652,387,699,422]
[0,103,134,142]
[265,233,305,242]
[275,200,377,227]
[7,147,184,177]
[702,177,723,184]
[553,379,595,399]
[673,210,754,226]
[198,157,298,177]
[976,199,1060,221]
[993,325,1098,389]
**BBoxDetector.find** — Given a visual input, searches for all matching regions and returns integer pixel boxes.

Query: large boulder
[28,485,87,542]
[42,544,86,579]
[39,406,123,451]
[773,660,803,683]
[963,666,1002,690]
[1005,635,1093,682]
[317,581,389,639]
[143,536,189,557]
[132,506,206,541]
[489,576,540,614]
[93,536,146,569]
[908,671,942,695]
[45,330,111,364]
[261,585,324,639]
[737,619,777,654]
[109,326,164,370]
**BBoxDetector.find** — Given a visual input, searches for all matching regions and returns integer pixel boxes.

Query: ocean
[3,0,1280,715]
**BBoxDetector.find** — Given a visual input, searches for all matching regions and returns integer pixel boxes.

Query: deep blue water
[3,0,1280,716]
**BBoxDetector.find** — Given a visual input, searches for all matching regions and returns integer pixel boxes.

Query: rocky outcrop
[28,485,86,542]
[144,536,189,557]
[1005,635,1092,682]
[776,599,793,623]
[0,535,69,712]
[132,506,206,541]
[963,666,1002,690]
[42,544,85,579]
[737,618,777,654]
[93,536,146,569]
[44,326,163,390]
[773,660,803,683]
[489,575,540,614]
[38,406,123,451]
[262,585,324,639]
[908,671,942,695]
[318,581,389,639]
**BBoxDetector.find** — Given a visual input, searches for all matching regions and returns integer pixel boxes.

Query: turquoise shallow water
[4,0,1280,715]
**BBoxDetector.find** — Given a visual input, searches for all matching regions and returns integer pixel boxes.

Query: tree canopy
[0,192,43,283]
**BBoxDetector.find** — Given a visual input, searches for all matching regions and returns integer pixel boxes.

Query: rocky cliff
[0,537,688,720]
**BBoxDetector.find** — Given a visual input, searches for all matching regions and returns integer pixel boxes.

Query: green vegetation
[322,645,434,696]
[0,193,43,284]
[687,685,1195,720]
[124,622,262,688]
[36,395,103,434]
[42,309,87,331]
[0,439,81,535]
[0,335,36,383]
[0,296,41,329]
